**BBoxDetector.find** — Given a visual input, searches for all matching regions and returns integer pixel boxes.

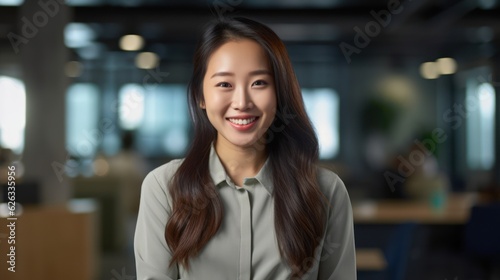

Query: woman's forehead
[205,39,271,75]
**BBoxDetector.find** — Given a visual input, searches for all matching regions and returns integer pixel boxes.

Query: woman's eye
[216,82,231,88]
[252,80,267,86]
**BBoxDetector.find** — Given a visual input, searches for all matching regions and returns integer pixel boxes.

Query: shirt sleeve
[134,166,179,280]
[317,173,357,280]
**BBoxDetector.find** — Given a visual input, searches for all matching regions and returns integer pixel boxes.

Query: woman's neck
[214,137,268,186]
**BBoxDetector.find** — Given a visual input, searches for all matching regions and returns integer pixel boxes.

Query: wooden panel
[353,193,476,224]
[0,201,98,280]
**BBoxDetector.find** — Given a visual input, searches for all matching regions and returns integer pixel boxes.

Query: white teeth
[228,117,256,125]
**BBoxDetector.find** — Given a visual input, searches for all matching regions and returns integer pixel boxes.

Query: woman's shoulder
[146,158,185,185]
[149,158,185,176]
[315,165,349,200]
[139,159,185,209]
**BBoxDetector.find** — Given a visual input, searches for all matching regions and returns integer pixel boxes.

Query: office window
[0,76,26,154]
[0,0,23,5]
[66,83,99,158]
[118,84,145,130]
[466,81,495,170]
[302,88,339,159]
[137,85,190,157]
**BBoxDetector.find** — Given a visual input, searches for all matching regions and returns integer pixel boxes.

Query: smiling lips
[226,116,259,131]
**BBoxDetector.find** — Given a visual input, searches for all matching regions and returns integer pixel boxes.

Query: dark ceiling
[0,0,499,62]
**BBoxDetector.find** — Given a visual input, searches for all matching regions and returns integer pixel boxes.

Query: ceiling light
[436,57,457,75]
[135,52,159,69]
[119,34,144,51]
[420,62,439,79]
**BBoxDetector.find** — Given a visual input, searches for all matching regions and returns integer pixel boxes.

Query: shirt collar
[208,142,273,196]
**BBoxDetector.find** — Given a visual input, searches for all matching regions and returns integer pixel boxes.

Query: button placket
[237,187,252,280]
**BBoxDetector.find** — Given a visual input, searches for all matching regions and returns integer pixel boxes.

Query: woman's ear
[200,100,206,109]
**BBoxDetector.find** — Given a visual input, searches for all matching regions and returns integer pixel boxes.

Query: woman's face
[202,39,276,149]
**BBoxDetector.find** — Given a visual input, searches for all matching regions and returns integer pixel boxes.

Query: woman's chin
[225,135,262,149]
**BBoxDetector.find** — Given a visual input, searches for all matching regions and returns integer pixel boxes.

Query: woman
[134,17,356,280]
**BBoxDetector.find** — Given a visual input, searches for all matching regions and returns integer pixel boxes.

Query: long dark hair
[166,17,327,278]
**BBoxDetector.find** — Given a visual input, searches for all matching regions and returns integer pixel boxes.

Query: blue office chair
[383,222,418,280]
[357,222,418,280]
[464,203,500,279]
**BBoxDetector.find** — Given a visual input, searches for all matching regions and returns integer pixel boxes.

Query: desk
[353,193,476,224]
[356,248,387,270]
[0,199,98,280]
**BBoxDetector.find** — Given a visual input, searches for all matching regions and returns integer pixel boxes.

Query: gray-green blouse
[134,144,356,280]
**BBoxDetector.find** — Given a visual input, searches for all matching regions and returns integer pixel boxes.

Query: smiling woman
[201,39,277,160]
[134,17,356,280]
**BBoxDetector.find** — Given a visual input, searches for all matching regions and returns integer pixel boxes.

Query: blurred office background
[0,0,499,279]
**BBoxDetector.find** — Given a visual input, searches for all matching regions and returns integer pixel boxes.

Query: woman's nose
[232,86,253,110]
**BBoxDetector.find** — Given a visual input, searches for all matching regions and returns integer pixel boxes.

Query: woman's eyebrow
[248,69,271,76]
[210,69,271,79]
